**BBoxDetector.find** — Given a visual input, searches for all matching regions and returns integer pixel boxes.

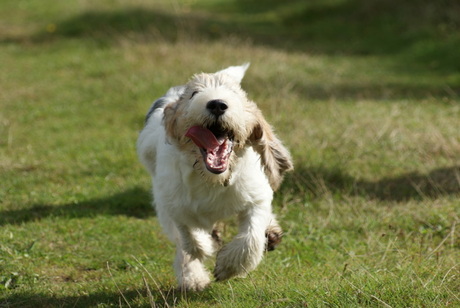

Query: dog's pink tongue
[185,126,220,150]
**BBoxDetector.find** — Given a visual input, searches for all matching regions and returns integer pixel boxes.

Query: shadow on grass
[0,187,154,226]
[283,165,460,202]
[2,286,215,308]
[2,167,457,227]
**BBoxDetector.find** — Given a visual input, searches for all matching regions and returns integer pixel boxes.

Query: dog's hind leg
[211,223,223,249]
[265,214,283,251]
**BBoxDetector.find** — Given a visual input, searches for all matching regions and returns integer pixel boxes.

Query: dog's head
[164,64,293,190]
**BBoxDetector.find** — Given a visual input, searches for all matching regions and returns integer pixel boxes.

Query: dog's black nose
[206,100,228,117]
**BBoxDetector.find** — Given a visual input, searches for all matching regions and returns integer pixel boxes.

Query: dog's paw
[178,273,211,292]
[214,261,241,282]
[265,226,283,251]
[213,246,248,281]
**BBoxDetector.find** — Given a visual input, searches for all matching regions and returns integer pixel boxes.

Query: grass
[1,0,459,306]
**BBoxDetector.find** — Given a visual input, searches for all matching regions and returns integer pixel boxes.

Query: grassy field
[1,0,459,307]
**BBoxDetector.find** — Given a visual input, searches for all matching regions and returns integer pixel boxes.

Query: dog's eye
[190,91,199,99]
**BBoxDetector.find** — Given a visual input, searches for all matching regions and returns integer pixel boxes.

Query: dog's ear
[160,86,187,142]
[216,63,250,84]
[250,113,293,191]
[163,102,181,141]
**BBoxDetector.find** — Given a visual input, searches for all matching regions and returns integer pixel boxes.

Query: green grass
[1,0,459,307]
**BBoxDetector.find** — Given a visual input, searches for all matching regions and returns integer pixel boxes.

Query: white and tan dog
[137,64,293,291]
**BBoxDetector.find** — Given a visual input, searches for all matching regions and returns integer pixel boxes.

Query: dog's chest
[155,146,271,227]
[184,174,246,215]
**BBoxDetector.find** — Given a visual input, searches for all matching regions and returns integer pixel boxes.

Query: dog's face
[164,68,293,189]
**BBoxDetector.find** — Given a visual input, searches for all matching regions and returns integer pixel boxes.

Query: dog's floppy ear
[163,101,181,141]
[161,86,186,142]
[250,112,293,191]
[216,63,250,84]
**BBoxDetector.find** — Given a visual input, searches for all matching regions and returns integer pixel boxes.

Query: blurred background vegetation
[4,0,460,71]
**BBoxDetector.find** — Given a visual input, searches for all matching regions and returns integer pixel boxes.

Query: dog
[137,63,293,291]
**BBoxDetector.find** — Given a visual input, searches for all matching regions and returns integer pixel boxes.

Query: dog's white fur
[137,64,293,291]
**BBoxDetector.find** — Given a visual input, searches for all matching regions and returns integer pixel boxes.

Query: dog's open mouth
[185,124,234,174]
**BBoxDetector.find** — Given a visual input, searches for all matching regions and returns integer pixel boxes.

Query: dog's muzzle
[185,123,234,174]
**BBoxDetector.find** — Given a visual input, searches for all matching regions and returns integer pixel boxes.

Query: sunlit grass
[1,0,459,307]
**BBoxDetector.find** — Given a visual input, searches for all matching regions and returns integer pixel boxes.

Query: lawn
[1,0,459,307]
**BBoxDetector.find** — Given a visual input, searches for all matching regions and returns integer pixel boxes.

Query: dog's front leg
[174,248,211,291]
[174,225,215,291]
[177,225,215,260]
[214,206,270,281]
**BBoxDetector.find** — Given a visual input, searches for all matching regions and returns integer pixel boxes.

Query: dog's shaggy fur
[137,64,293,291]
